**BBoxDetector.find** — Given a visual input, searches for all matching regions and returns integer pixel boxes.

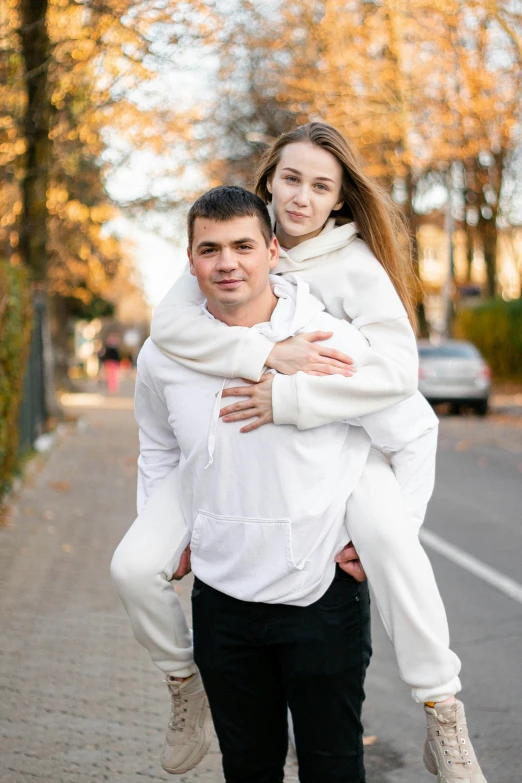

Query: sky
[103,44,220,307]
[120,219,188,307]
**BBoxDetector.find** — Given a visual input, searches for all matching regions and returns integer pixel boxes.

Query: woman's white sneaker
[423,699,487,782]
[161,672,213,774]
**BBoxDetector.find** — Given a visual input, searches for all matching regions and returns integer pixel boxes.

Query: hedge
[454,297,522,380]
[0,262,33,503]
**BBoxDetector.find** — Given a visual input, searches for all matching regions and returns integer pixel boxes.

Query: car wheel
[474,399,489,417]
[450,403,461,416]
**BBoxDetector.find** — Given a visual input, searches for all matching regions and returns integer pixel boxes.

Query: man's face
[188,215,278,312]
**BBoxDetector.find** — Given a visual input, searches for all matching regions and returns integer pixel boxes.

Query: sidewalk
[0,387,299,782]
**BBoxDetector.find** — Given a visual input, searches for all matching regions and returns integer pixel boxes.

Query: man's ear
[187,247,196,276]
[268,236,279,270]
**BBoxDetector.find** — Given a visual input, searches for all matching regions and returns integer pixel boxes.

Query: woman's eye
[315,183,328,191]
[285,176,298,183]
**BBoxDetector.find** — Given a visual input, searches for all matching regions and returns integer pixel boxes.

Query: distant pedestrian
[100,336,121,394]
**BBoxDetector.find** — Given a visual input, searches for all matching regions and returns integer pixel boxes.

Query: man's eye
[238,244,253,250]
[201,248,215,254]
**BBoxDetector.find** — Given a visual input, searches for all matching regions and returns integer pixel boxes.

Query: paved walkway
[0,387,299,782]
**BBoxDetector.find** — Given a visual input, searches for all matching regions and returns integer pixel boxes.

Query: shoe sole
[162,706,213,775]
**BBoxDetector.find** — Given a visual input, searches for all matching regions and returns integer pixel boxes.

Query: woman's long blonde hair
[254,122,418,330]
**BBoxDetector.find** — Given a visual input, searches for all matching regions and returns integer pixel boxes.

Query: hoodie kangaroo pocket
[190,510,307,602]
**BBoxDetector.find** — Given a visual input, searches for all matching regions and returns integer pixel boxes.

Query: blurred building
[417,218,522,333]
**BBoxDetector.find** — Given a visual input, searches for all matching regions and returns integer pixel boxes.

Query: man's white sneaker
[161,672,213,774]
[423,699,487,782]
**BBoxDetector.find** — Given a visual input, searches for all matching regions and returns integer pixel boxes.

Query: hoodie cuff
[272,374,299,426]
[233,333,274,382]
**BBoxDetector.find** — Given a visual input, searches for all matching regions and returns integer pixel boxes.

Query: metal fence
[18,297,47,452]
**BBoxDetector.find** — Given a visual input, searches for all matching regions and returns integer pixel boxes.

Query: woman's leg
[110,466,196,677]
[346,450,461,704]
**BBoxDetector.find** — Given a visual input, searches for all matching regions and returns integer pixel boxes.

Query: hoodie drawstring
[204,378,227,470]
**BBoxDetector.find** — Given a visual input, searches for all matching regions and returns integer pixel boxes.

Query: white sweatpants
[110,451,461,701]
[345,448,461,703]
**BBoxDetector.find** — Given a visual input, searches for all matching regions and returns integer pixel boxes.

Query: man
[125,186,379,782]
[113,186,448,781]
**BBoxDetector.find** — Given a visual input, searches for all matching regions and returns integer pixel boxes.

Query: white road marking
[420,529,522,606]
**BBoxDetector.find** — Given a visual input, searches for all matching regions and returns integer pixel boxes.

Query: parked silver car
[417,340,491,415]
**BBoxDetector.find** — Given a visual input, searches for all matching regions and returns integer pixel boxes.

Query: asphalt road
[363,411,522,782]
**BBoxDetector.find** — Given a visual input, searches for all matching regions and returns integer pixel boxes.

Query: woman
[129,123,486,781]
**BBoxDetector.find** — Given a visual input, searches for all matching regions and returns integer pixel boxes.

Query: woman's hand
[220,373,273,433]
[266,332,355,377]
[335,542,367,582]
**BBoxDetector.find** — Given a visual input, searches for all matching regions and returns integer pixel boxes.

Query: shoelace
[165,680,189,732]
[434,709,473,769]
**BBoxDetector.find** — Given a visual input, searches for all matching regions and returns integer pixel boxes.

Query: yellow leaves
[279,0,522,178]
[0,212,16,227]
[90,204,115,224]
[78,243,90,261]
[47,187,69,209]
[65,200,90,222]
[70,39,96,62]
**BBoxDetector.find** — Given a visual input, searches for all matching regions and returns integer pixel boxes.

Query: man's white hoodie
[136,278,437,607]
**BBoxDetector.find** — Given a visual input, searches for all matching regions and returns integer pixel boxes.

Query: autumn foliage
[193,1,522,305]
[0,0,521,339]
[1,0,204,304]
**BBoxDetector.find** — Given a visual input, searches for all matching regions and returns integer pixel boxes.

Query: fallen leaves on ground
[455,440,470,452]
[50,481,71,493]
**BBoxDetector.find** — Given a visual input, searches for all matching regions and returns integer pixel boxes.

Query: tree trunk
[50,295,75,390]
[465,222,474,283]
[19,1,61,416]
[404,170,429,337]
[480,218,497,298]
[476,150,504,299]
[19,0,51,282]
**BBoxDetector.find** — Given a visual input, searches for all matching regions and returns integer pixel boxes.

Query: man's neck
[206,288,278,327]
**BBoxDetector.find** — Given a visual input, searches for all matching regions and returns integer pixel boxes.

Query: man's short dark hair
[188,186,273,249]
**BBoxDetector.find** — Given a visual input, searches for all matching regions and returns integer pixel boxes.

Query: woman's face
[268,142,344,249]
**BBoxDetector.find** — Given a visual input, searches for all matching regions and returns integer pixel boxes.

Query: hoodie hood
[259,276,325,338]
[201,275,325,342]
[267,203,359,270]
[199,275,325,469]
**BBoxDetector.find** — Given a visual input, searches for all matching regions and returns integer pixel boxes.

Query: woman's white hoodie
[150,218,418,428]
[136,278,436,606]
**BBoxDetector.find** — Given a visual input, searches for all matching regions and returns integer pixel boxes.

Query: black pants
[192,566,372,783]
